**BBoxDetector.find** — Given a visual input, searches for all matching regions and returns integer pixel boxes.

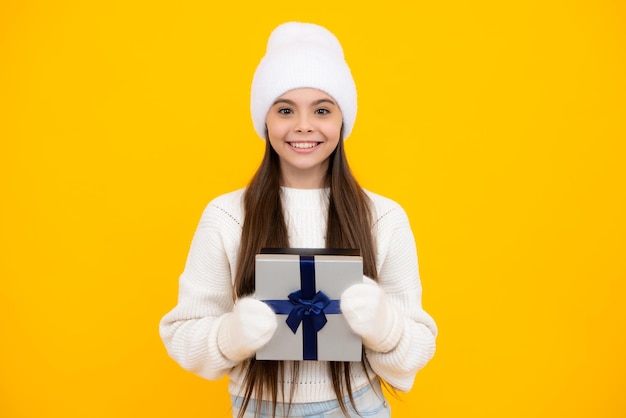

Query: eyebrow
[272,98,337,107]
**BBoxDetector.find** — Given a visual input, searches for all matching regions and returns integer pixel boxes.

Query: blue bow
[285,290,330,334]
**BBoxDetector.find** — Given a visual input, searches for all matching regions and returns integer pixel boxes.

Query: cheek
[266,132,280,149]
[327,122,343,142]
[265,114,291,131]
[332,116,343,136]
[265,120,282,141]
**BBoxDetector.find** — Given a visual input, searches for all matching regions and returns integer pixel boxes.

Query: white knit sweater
[159,187,437,403]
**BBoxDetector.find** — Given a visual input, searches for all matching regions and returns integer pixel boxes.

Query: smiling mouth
[288,142,320,149]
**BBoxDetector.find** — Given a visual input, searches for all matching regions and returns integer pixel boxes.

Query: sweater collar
[280,187,330,210]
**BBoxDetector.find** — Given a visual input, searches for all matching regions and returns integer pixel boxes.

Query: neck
[279,165,328,189]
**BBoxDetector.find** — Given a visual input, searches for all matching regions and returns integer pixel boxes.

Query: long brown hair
[233,135,378,417]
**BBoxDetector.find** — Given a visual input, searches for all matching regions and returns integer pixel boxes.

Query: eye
[278,108,293,115]
[315,108,330,115]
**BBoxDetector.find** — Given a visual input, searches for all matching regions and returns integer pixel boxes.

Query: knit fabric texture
[159,187,437,402]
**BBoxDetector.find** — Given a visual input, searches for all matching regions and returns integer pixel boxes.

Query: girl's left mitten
[340,279,403,353]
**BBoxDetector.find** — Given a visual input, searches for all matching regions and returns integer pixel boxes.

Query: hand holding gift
[340,278,404,354]
[217,297,278,362]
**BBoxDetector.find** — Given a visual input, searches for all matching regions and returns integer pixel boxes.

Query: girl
[160,22,437,418]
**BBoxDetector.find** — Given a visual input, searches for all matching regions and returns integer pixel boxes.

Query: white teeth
[290,142,317,149]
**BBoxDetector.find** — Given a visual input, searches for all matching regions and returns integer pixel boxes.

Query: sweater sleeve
[366,203,438,392]
[159,197,243,380]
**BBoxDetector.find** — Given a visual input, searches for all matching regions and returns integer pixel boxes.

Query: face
[266,88,343,188]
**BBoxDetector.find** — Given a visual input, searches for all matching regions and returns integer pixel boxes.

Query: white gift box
[255,249,363,362]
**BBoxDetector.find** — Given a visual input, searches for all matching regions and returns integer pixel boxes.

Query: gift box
[255,248,363,362]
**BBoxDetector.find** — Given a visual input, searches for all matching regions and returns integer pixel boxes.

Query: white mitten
[217,297,278,362]
[340,278,403,353]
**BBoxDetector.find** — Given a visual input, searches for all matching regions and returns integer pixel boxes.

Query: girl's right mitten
[217,297,277,362]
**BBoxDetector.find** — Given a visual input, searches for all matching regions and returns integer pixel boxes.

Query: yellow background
[1,0,625,417]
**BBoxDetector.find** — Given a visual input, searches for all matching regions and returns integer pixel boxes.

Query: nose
[295,114,314,134]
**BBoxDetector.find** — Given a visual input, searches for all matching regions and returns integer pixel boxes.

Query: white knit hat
[250,22,357,140]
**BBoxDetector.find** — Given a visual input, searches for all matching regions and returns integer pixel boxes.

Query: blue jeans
[230,379,390,417]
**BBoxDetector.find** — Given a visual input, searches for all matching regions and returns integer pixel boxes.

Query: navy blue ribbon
[263,255,340,360]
